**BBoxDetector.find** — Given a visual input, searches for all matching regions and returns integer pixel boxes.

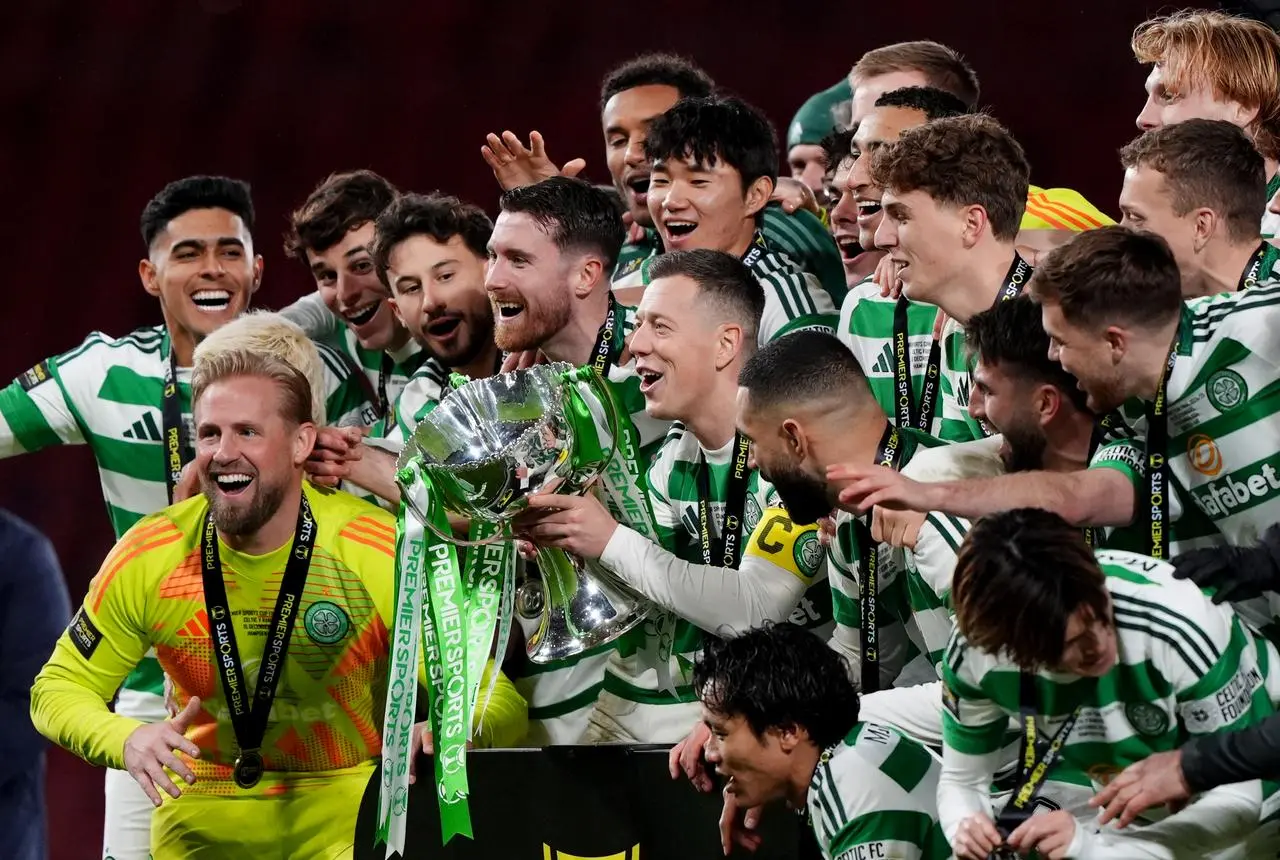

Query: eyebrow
[344,244,369,258]
[172,237,244,254]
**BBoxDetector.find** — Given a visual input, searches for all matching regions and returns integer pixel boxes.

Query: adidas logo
[870,342,895,375]
[122,411,163,442]
[956,374,971,407]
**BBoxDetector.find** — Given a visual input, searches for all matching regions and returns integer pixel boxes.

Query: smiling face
[1118,165,1200,282]
[484,211,574,352]
[874,188,967,306]
[850,104,929,252]
[1040,300,1130,414]
[648,155,768,256]
[971,359,1047,472]
[140,207,261,344]
[701,706,795,810]
[630,274,729,421]
[195,374,312,538]
[307,221,405,351]
[603,83,682,228]
[386,234,493,368]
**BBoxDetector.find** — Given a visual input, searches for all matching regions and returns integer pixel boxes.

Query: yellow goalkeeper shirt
[32,481,526,792]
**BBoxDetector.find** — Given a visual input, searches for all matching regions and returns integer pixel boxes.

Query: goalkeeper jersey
[829,427,946,690]
[30,482,526,790]
[602,423,832,709]
[0,325,373,717]
[809,721,949,860]
[613,204,847,306]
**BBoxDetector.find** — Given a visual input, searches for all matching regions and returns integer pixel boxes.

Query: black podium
[354,745,821,859]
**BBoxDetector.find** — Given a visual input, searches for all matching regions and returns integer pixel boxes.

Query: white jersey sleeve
[277,291,346,342]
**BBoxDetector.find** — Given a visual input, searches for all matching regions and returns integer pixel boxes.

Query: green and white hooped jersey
[387,356,451,450]
[942,549,1279,799]
[936,316,986,444]
[828,427,946,690]
[808,721,950,860]
[837,277,954,440]
[603,423,833,710]
[1091,286,1280,550]
[1262,174,1280,241]
[0,324,372,716]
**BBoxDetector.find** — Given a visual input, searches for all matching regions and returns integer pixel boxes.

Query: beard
[431,312,495,369]
[767,463,833,526]
[493,289,573,353]
[200,472,288,537]
[1000,418,1048,473]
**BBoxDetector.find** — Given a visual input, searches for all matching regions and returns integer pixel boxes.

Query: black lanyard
[201,493,317,788]
[1145,345,1177,560]
[891,297,942,433]
[994,254,1032,305]
[591,294,621,377]
[695,433,752,569]
[1240,242,1271,291]
[997,674,1082,834]
[161,343,194,504]
[377,352,395,420]
[852,425,905,694]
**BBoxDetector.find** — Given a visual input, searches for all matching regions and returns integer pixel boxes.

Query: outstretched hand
[481,130,586,191]
[515,493,619,560]
[123,695,203,806]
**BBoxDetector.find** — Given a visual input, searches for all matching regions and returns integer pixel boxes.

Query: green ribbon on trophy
[378,362,659,854]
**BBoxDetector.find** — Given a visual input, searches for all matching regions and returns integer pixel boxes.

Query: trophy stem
[525,547,650,664]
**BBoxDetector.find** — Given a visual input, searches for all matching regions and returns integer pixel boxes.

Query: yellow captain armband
[743,507,826,585]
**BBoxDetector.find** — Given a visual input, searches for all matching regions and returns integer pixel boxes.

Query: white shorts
[103,767,153,860]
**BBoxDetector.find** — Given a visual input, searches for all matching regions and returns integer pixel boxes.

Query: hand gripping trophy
[376,363,655,853]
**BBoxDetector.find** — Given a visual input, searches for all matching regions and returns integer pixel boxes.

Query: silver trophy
[395,362,651,662]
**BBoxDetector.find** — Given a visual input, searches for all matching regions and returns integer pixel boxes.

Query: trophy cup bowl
[395,362,651,663]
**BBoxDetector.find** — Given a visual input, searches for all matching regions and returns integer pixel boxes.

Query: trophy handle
[564,366,626,476]
[396,476,512,548]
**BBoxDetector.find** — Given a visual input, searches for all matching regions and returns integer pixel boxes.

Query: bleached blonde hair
[192,311,327,425]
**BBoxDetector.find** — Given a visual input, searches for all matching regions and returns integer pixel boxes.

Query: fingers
[158,749,197,786]
[825,463,870,482]
[304,460,352,480]
[718,790,736,856]
[523,493,579,510]
[145,759,183,800]
[502,130,532,157]
[421,729,435,755]
[500,352,521,373]
[955,815,1001,858]
[529,130,546,159]
[516,540,537,560]
[130,764,165,807]
[780,199,798,213]
[561,158,587,177]
[171,696,202,734]
[668,740,685,780]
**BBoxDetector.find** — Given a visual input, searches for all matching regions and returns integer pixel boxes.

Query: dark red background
[3,1,1213,857]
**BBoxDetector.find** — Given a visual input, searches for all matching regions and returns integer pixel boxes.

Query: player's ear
[773,722,804,753]
[744,176,773,218]
[139,258,161,298]
[295,422,318,465]
[250,254,264,294]
[781,418,809,461]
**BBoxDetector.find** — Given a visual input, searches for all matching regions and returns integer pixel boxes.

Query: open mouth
[856,200,883,222]
[637,367,664,394]
[426,316,462,338]
[664,220,697,239]
[492,299,525,321]
[626,175,650,200]
[834,234,863,261]
[191,290,232,312]
[213,472,253,495]
[344,302,380,327]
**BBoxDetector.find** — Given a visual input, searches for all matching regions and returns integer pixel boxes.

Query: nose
[664,181,689,211]
[628,323,651,357]
[484,258,506,291]
[967,387,986,422]
[336,271,363,309]
[703,732,721,763]
[624,132,647,168]
[420,279,448,317]
[831,186,857,226]
[874,215,897,249]
[1047,340,1061,362]
[200,249,227,279]
[1269,188,1280,216]
[1135,98,1160,132]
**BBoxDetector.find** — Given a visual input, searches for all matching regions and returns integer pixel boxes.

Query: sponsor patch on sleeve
[18,360,52,391]
[68,607,102,660]
[1179,665,1263,733]
[744,507,826,583]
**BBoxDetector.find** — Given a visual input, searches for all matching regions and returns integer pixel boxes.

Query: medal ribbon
[852,425,904,694]
[161,339,194,504]
[996,673,1082,834]
[201,492,316,787]
[891,297,942,433]
[695,433,752,570]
